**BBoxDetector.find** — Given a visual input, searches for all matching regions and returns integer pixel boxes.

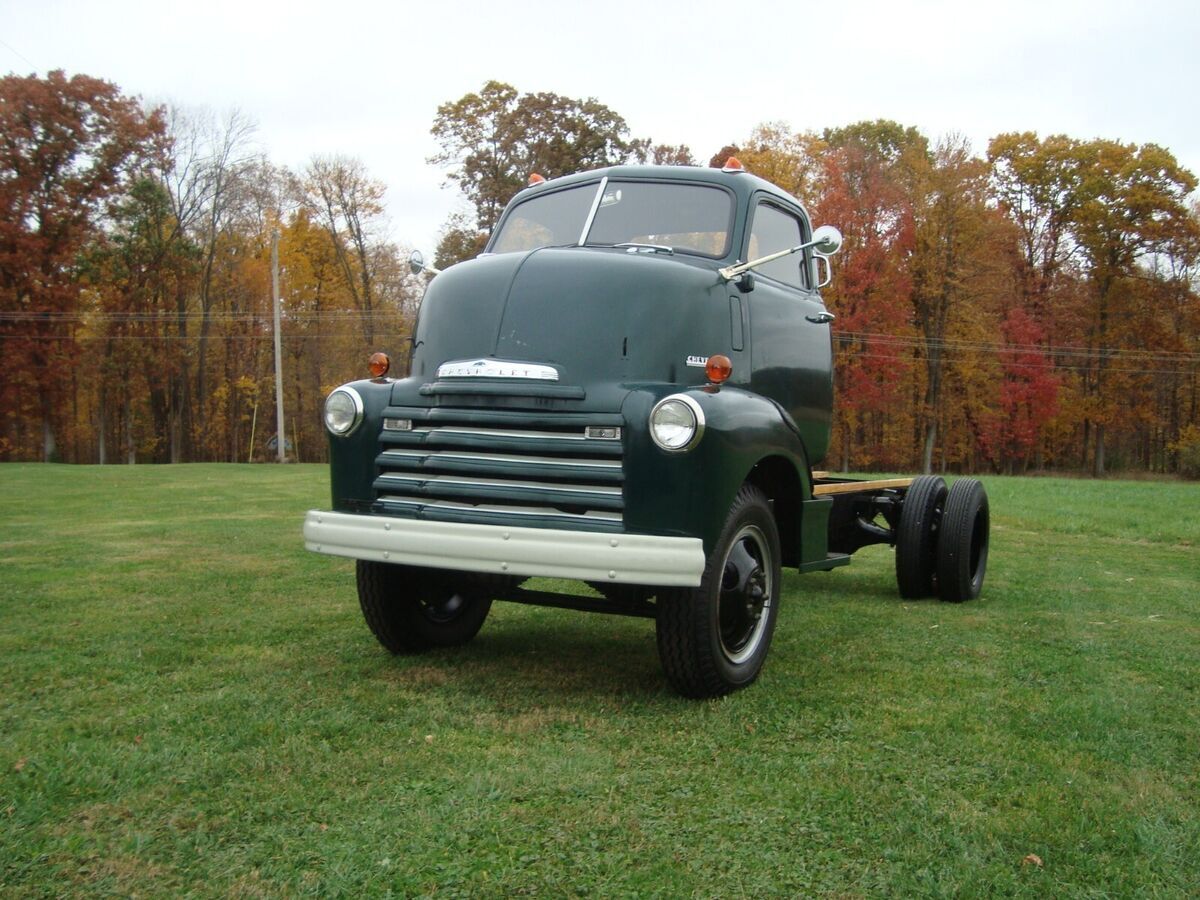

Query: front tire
[356,561,493,653]
[656,484,782,698]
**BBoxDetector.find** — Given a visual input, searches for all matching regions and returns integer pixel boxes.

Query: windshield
[490,180,733,258]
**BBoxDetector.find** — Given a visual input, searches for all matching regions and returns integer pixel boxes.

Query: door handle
[806,311,836,324]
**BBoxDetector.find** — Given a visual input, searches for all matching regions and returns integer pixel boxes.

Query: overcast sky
[3,0,1198,251]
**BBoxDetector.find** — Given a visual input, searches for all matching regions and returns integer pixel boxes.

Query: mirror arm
[719,238,822,281]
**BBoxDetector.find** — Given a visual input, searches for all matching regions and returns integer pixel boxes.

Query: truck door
[744,198,834,464]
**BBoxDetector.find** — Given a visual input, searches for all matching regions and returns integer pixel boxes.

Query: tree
[909,136,1009,473]
[650,143,696,166]
[434,211,489,271]
[430,80,646,237]
[167,108,259,459]
[735,123,824,202]
[300,155,388,345]
[708,145,740,168]
[1069,140,1197,474]
[976,307,1061,473]
[0,70,164,460]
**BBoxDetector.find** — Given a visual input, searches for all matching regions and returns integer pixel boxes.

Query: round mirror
[812,225,843,256]
[409,249,426,275]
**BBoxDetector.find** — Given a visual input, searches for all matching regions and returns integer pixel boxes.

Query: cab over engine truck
[304,161,991,698]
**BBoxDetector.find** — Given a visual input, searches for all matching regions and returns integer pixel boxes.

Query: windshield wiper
[610,242,675,255]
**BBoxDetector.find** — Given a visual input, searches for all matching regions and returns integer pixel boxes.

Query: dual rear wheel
[895,476,990,603]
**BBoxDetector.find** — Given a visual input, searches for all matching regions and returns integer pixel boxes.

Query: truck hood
[406,246,733,409]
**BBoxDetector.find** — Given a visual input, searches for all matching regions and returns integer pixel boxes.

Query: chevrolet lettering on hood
[436,359,559,381]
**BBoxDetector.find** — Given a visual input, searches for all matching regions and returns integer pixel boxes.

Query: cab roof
[515,164,809,216]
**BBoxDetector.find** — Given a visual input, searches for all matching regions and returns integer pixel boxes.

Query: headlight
[649,394,705,452]
[323,388,363,436]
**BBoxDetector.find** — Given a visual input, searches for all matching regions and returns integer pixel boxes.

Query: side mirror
[811,225,843,257]
[409,249,441,277]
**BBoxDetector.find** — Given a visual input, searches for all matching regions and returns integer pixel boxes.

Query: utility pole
[271,229,286,463]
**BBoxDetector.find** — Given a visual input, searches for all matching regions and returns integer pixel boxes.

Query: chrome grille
[373,408,624,532]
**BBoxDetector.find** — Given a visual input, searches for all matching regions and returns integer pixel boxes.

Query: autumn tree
[908,136,1008,473]
[165,108,259,457]
[429,81,648,265]
[708,145,740,169]
[1069,140,1197,475]
[0,70,164,460]
[990,133,1199,474]
[818,122,927,470]
[80,176,199,463]
[735,122,824,202]
[299,155,389,345]
[650,143,696,166]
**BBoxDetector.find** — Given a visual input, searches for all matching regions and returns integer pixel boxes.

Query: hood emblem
[437,359,559,381]
[685,356,709,368]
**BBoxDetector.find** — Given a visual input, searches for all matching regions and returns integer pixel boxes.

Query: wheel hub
[719,533,770,659]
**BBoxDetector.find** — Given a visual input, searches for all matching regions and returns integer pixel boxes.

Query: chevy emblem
[437,359,559,381]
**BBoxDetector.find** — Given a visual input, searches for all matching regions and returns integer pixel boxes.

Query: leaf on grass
[424,734,434,744]
[1022,853,1043,867]
[13,758,27,772]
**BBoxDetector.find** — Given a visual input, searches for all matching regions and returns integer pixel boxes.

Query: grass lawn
[2,464,1198,896]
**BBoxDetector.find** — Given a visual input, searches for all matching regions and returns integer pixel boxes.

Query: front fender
[621,386,812,554]
[327,378,394,511]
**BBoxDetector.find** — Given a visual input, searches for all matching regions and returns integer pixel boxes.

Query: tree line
[1,70,418,465]
[2,73,1198,476]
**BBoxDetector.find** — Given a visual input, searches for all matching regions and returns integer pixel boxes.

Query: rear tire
[935,479,990,603]
[356,561,492,652]
[895,475,947,598]
[656,484,781,698]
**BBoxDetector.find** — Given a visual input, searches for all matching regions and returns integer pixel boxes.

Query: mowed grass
[1,464,1198,897]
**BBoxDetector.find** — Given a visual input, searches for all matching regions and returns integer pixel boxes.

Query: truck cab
[305,163,990,697]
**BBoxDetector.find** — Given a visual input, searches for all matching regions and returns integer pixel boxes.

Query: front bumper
[304,511,705,587]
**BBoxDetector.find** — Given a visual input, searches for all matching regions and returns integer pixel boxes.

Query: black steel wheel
[656,484,781,698]
[356,561,493,652]
[895,475,947,598]
[935,479,990,603]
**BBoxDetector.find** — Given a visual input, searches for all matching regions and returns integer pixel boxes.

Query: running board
[798,553,852,573]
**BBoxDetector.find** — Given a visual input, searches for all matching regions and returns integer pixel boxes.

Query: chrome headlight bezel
[649,394,705,452]
[323,387,364,436]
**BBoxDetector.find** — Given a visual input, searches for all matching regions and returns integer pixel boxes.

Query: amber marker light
[705,354,733,384]
[528,173,546,185]
[368,351,391,378]
[721,156,745,172]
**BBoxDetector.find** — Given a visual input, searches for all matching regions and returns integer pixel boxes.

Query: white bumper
[303,510,705,587]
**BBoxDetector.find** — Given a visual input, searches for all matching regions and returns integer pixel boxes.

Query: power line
[2,312,1196,362]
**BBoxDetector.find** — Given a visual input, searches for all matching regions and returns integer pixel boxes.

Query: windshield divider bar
[577,176,608,246]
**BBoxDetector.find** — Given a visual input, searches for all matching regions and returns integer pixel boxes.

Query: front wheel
[356,561,493,653]
[656,484,782,698]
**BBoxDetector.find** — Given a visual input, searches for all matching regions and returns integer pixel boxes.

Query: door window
[747,203,809,289]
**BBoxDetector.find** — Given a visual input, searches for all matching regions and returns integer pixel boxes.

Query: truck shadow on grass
[364,610,673,700]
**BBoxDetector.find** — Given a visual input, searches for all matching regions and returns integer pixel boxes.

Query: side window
[747,202,809,290]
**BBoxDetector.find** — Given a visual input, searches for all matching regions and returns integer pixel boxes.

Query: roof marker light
[721,157,745,173]
[528,173,546,186]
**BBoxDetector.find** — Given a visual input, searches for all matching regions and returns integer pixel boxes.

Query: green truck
[304,161,990,697]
